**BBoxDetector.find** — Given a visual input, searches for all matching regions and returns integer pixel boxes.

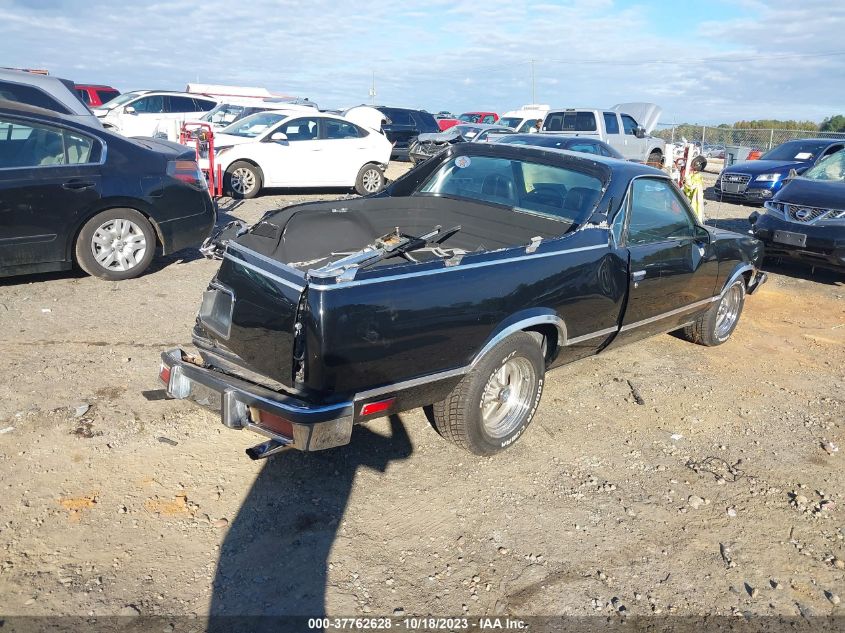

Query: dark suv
[375,106,439,159]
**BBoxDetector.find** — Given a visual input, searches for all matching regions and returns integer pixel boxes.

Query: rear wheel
[681,279,746,346]
[75,208,156,280]
[225,161,262,199]
[431,332,545,455]
[355,163,385,195]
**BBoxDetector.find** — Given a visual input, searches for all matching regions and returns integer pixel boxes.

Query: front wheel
[354,163,385,195]
[75,208,156,280]
[225,161,262,199]
[681,279,746,346]
[431,332,545,455]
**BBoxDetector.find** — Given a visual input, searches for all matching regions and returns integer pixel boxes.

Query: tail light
[360,397,396,417]
[249,407,294,438]
[167,159,207,190]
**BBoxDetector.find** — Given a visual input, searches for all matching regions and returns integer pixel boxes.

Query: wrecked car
[160,143,766,458]
[408,124,514,164]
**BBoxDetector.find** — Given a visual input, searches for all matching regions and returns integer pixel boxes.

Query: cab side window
[0,117,97,167]
[620,115,639,136]
[626,178,695,245]
[132,95,164,113]
[324,119,362,140]
[278,117,319,141]
[603,112,620,134]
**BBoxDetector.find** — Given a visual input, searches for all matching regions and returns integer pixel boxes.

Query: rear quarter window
[0,81,72,114]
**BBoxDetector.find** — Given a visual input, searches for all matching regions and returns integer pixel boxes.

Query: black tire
[681,279,746,346]
[354,163,385,196]
[431,331,545,455]
[647,150,664,168]
[691,155,707,172]
[75,208,157,281]
[225,161,262,199]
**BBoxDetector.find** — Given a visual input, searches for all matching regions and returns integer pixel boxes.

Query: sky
[2,0,844,125]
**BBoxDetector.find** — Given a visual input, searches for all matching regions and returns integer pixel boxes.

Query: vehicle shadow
[208,414,413,631]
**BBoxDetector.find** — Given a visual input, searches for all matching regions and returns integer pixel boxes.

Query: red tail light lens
[250,407,294,438]
[159,363,171,385]
[360,398,396,417]
[167,159,207,190]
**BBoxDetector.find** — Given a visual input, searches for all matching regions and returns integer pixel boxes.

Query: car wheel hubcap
[716,284,742,338]
[90,218,146,272]
[480,357,535,438]
[362,169,381,192]
[231,167,255,194]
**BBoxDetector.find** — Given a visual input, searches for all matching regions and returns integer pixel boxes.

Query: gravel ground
[0,160,843,624]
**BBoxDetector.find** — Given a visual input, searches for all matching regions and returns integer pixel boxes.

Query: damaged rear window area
[417,154,606,228]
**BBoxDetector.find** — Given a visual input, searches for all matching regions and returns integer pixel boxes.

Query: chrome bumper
[159,348,353,456]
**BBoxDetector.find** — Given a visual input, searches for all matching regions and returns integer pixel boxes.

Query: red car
[436,116,460,131]
[458,111,499,124]
[74,84,120,107]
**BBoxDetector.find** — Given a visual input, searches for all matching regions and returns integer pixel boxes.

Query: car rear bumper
[750,213,845,270]
[713,185,775,203]
[157,194,217,254]
[159,348,354,456]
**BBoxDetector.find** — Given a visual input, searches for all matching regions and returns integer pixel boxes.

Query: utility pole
[530,59,536,104]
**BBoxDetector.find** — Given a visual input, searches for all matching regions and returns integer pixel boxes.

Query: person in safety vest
[683,155,706,221]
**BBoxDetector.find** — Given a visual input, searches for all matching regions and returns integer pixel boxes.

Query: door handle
[62,180,96,191]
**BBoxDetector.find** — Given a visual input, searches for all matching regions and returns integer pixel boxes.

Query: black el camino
[160,143,767,458]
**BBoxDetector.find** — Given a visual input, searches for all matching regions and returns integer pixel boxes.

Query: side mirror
[785,168,798,182]
[694,224,711,244]
[270,132,288,142]
[123,106,136,115]
[634,126,646,139]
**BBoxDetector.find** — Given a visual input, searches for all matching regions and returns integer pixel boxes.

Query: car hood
[724,159,806,175]
[210,133,255,147]
[611,102,661,134]
[773,176,845,209]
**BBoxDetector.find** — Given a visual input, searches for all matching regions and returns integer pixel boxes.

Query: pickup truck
[160,143,766,458]
[541,103,665,166]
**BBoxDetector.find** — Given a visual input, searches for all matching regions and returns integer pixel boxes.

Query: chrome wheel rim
[480,357,536,438]
[716,284,742,338]
[362,168,381,193]
[90,218,147,272]
[231,167,255,195]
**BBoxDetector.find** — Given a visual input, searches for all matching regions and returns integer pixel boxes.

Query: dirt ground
[0,160,843,625]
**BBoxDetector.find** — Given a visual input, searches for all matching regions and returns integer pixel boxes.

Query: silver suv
[0,69,102,128]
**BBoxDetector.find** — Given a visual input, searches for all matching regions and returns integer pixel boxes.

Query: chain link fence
[653,123,845,156]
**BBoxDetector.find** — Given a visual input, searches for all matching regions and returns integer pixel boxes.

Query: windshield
[802,149,845,182]
[761,140,830,162]
[201,104,257,125]
[418,154,605,227]
[97,91,142,109]
[454,125,482,139]
[220,111,286,138]
[498,117,522,129]
[459,113,482,123]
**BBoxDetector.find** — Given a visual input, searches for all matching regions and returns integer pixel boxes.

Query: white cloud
[0,0,842,123]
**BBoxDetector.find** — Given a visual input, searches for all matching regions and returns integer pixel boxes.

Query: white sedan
[209,111,392,198]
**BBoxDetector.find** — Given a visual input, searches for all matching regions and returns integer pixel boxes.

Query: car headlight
[755,173,781,182]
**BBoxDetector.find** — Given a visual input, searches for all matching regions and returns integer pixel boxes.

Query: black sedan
[0,100,215,280]
[494,133,624,159]
[750,148,845,271]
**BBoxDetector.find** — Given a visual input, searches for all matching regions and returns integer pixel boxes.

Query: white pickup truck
[541,103,665,166]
